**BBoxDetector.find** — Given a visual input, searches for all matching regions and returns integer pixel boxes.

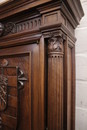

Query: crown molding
[0,0,84,27]
[0,0,52,19]
[63,0,84,24]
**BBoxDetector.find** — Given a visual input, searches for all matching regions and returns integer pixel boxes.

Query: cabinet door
[0,43,40,130]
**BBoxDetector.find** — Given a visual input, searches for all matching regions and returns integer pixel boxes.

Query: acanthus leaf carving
[48,36,63,52]
[48,32,64,54]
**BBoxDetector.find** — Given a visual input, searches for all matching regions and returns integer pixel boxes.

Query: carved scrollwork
[0,72,8,111]
[0,59,8,111]
[0,59,8,112]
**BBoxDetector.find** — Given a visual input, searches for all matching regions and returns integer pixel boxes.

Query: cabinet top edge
[0,0,84,25]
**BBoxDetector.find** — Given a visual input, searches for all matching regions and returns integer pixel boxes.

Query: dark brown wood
[0,0,84,130]
[47,34,64,130]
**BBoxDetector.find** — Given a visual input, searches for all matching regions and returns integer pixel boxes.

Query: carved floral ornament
[0,22,15,36]
[48,32,65,54]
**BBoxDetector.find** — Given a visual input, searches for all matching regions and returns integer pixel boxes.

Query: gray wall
[75,0,87,130]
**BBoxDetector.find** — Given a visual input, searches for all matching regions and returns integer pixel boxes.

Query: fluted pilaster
[48,32,65,130]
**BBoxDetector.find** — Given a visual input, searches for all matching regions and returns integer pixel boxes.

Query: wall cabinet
[0,0,84,130]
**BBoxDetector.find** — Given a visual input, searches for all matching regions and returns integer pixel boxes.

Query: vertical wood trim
[56,56,60,129]
[71,46,75,130]
[39,36,45,130]
[61,56,64,130]
[67,46,72,130]
[29,52,31,130]
[63,39,68,130]
[48,55,63,130]
[48,57,52,130]
[66,38,75,130]
[32,45,39,130]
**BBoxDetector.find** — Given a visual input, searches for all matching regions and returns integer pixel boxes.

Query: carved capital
[48,32,65,55]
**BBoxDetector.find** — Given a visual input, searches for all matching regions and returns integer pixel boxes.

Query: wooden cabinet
[0,0,84,130]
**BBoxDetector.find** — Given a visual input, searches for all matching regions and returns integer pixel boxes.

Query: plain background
[75,0,87,130]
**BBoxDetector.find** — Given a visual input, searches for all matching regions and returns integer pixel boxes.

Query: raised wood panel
[8,96,17,108]
[44,11,58,24]
[0,43,45,130]
[8,87,17,96]
[0,45,31,130]
[0,52,31,130]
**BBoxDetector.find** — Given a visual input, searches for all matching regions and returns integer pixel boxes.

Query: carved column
[47,33,64,130]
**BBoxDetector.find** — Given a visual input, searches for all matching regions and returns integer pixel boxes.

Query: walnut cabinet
[0,0,84,130]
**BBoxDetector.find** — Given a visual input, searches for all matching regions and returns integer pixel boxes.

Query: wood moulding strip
[0,0,52,19]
